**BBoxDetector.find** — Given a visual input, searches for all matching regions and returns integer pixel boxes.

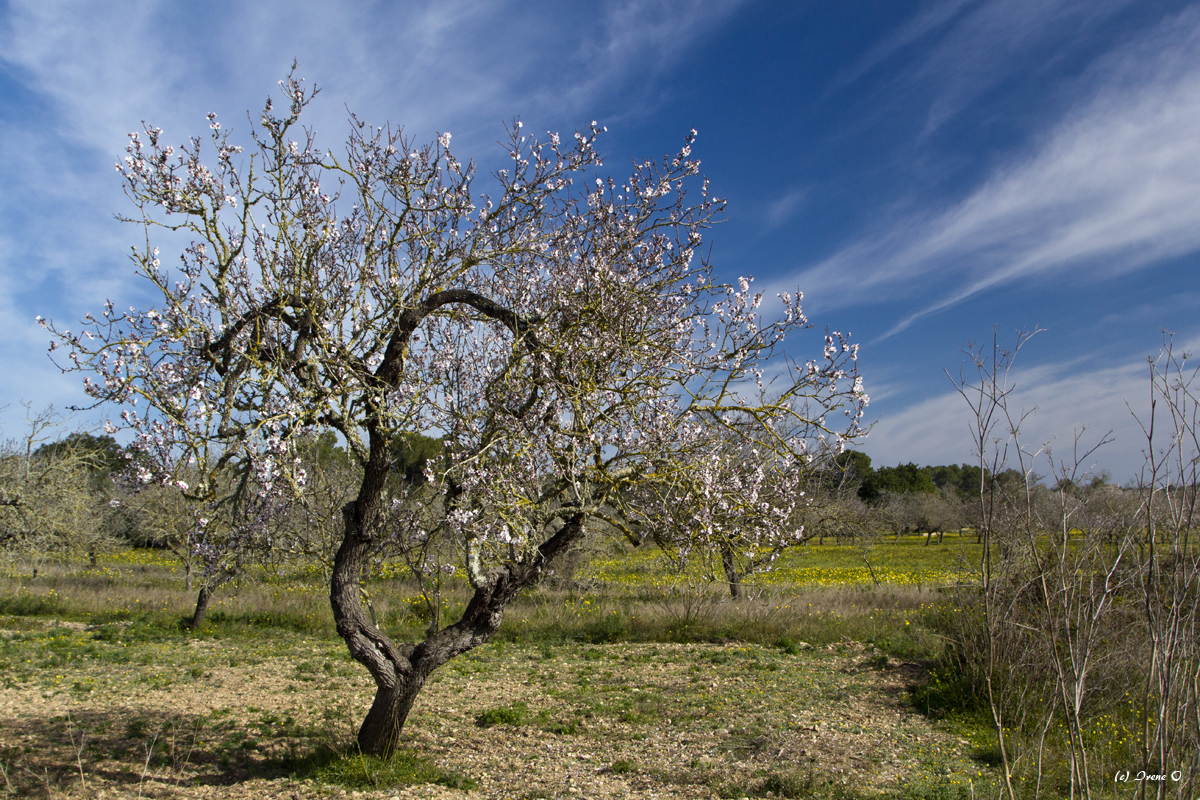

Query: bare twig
[65,711,86,791]
[0,758,14,795]
[137,727,160,800]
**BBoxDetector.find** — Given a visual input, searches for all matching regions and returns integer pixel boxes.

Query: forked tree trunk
[331,467,588,758]
[326,290,562,757]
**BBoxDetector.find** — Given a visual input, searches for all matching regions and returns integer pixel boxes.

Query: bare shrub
[941,332,1199,800]
[0,406,116,575]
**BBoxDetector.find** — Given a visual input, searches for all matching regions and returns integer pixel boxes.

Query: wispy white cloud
[862,335,1200,480]
[551,0,744,118]
[763,187,807,229]
[0,0,745,212]
[0,0,743,411]
[829,0,975,94]
[797,6,1200,335]
[909,0,1135,135]
[832,0,1136,134]
[2,1,740,153]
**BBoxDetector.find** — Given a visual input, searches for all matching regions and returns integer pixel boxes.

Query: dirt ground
[0,621,983,799]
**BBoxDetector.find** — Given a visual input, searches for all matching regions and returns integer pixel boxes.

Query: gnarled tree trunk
[331,447,588,757]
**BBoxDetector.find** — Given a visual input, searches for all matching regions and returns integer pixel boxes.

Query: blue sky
[2,0,1198,482]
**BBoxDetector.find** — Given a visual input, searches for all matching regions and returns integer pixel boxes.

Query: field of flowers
[1,533,980,656]
[580,533,979,592]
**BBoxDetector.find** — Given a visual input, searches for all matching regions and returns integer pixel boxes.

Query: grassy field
[0,535,1024,799]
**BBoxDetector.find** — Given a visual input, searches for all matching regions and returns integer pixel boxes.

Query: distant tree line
[0,410,444,622]
[812,450,1125,545]
[836,450,1009,502]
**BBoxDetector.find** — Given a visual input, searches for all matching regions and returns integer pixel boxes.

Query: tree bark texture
[187,584,212,631]
[330,446,588,757]
[721,544,744,600]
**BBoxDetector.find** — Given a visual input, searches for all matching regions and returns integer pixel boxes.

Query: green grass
[0,544,951,697]
[0,538,1155,798]
[0,541,960,657]
[475,701,529,727]
[290,746,476,791]
[0,538,965,716]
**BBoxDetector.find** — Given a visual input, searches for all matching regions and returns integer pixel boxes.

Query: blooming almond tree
[46,71,867,757]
